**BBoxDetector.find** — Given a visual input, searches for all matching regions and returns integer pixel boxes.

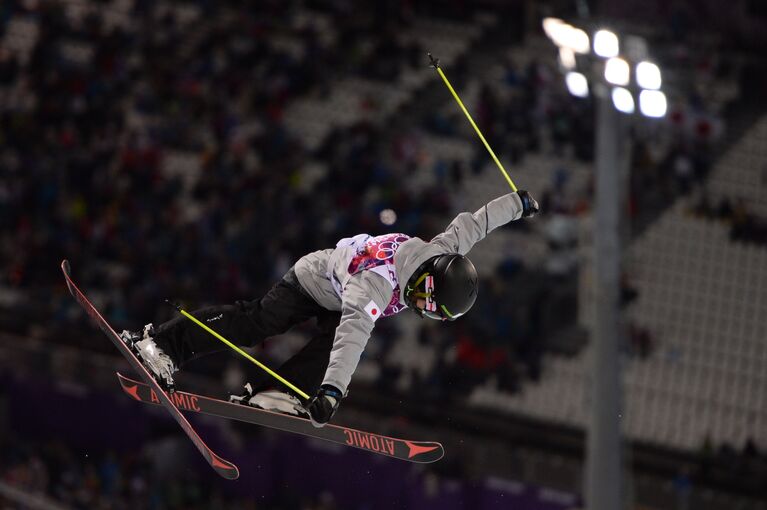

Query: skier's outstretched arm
[430,190,538,255]
[307,270,392,427]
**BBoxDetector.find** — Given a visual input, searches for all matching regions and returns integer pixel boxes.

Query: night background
[1,0,766,508]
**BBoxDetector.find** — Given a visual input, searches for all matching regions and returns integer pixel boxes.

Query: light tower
[543,18,669,510]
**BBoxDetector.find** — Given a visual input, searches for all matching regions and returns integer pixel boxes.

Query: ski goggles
[422,276,443,320]
[408,273,447,321]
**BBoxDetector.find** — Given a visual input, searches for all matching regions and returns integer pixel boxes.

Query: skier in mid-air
[121,190,539,428]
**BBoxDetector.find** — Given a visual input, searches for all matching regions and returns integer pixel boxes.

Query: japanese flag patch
[364,300,381,321]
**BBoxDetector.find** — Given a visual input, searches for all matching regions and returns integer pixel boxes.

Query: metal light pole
[586,90,626,510]
[543,18,667,510]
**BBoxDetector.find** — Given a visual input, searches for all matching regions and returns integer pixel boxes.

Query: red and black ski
[117,373,445,464]
[61,260,239,480]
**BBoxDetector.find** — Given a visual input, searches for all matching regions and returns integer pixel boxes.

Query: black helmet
[404,254,478,321]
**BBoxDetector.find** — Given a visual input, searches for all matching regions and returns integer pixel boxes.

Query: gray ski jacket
[294,192,525,393]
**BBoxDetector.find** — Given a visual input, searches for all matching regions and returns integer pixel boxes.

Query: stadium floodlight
[636,61,662,90]
[593,30,619,58]
[611,87,635,114]
[558,47,576,69]
[568,27,591,54]
[542,18,590,54]
[543,18,573,48]
[565,71,589,97]
[544,19,669,118]
[543,17,565,41]
[639,90,667,117]
[604,57,630,86]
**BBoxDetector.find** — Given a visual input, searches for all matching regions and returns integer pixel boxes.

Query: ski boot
[120,324,177,392]
[230,383,309,418]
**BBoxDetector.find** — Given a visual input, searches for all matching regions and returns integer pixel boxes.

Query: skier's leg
[152,269,324,367]
[254,309,342,398]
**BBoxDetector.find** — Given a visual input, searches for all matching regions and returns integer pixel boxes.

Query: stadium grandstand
[1,0,766,509]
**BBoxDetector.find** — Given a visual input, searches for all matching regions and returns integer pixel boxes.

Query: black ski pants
[153,268,340,399]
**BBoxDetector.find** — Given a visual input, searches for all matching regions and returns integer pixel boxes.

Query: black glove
[306,384,343,428]
[517,190,539,218]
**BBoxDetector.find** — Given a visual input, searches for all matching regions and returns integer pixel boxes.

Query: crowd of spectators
[695,435,767,499]
[0,436,340,510]
[2,413,764,508]
[0,1,454,335]
[0,0,746,462]
[0,0,571,406]
[3,1,766,508]
[692,190,767,245]
[0,0,736,412]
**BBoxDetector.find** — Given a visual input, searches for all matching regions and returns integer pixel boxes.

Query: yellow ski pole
[166,300,310,400]
[428,53,518,192]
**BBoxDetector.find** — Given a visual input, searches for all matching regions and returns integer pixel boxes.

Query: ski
[117,373,445,464]
[60,260,239,480]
